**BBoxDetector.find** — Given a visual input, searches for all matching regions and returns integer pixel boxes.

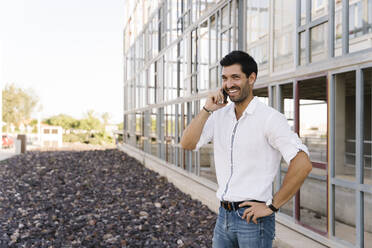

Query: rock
[0,149,216,247]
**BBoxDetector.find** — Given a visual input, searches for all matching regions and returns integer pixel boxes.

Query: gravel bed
[0,149,216,247]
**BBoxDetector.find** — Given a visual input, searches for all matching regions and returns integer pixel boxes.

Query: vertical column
[328,0,335,58]
[269,0,274,74]
[237,0,246,50]
[305,0,311,64]
[295,0,301,67]
[186,101,193,172]
[294,80,300,220]
[144,110,150,153]
[342,0,349,55]
[175,104,180,167]
[158,107,165,160]
[355,69,364,248]
[275,85,282,193]
[329,73,336,237]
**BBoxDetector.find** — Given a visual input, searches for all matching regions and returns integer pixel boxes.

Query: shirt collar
[244,96,259,115]
[228,96,259,117]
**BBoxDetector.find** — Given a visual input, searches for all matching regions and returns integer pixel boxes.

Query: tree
[101,112,111,126]
[78,110,103,132]
[44,114,79,130]
[2,84,39,132]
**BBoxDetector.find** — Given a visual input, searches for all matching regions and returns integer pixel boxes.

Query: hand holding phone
[222,89,228,104]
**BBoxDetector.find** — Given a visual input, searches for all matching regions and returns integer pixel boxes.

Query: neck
[234,94,254,119]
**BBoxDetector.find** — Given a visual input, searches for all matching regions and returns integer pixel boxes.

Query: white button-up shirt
[195,97,309,203]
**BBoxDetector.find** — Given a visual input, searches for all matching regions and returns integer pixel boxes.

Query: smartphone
[222,89,228,104]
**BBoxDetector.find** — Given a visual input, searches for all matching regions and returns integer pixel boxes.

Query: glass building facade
[123,0,372,247]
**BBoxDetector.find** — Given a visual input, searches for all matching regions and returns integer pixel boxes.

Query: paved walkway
[0,147,16,161]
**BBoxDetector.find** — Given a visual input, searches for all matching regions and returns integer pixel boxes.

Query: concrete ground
[0,147,16,161]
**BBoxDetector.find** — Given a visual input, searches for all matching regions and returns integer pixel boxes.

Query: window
[274,0,295,71]
[247,0,269,75]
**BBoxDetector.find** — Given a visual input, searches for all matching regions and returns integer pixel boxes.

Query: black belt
[220,200,265,211]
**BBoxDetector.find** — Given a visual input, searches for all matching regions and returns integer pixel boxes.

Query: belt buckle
[227,202,232,211]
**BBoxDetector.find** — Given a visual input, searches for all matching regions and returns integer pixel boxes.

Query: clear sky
[0,0,125,124]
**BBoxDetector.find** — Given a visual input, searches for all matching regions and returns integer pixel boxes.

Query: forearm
[180,108,210,150]
[272,151,312,209]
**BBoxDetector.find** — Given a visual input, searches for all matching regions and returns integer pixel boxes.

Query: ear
[248,72,256,86]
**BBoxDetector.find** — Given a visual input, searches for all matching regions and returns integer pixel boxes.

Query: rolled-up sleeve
[193,114,214,151]
[265,112,309,165]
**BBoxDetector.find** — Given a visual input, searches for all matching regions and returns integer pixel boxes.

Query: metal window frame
[329,67,369,248]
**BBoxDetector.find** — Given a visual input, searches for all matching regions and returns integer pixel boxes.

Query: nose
[224,78,234,89]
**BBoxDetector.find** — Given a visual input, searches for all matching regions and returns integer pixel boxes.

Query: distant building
[41,125,63,148]
[122,1,372,247]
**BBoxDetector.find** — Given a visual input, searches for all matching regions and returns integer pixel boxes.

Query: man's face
[221,64,253,103]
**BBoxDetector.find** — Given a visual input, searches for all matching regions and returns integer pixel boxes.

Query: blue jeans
[212,206,275,248]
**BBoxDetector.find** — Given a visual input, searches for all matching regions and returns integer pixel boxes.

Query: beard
[226,81,251,103]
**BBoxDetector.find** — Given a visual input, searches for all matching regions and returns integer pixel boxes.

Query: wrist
[267,204,278,213]
[203,106,213,114]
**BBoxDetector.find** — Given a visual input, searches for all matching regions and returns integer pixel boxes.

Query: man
[180,51,312,248]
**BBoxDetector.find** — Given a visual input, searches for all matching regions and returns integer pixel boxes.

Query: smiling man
[180,51,312,248]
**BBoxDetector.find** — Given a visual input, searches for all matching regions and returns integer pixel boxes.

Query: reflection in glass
[150,110,158,157]
[349,0,372,53]
[274,0,295,71]
[301,0,306,26]
[335,186,356,246]
[221,5,229,30]
[310,23,328,63]
[247,0,269,75]
[210,14,217,63]
[335,0,343,57]
[335,71,356,181]
[199,20,209,92]
[311,0,327,20]
[300,31,306,65]
[221,31,229,58]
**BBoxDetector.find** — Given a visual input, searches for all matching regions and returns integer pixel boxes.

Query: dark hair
[219,50,258,78]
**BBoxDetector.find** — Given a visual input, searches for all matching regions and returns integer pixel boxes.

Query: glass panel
[349,0,372,53]
[221,5,229,30]
[152,17,158,56]
[210,14,217,63]
[365,192,372,247]
[178,40,187,97]
[199,20,209,92]
[279,83,294,217]
[221,30,229,58]
[299,170,327,233]
[300,31,306,65]
[335,0,343,57]
[247,0,269,75]
[191,29,198,74]
[364,68,372,185]
[148,63,156,105]
[335,186,356,245]
[136,113,144,150]
[274,0,295,71]
[209,66,217,89]
[301,0,306,25]
[335,71,356,181]
[299,77,327,164]
[150,109,158,157]
[310,23,328,63]
[311,0,328,20]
